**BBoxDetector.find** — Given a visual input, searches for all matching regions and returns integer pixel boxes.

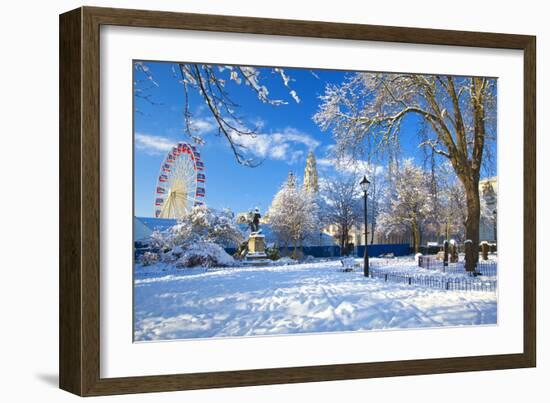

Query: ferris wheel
[153,142,205,219]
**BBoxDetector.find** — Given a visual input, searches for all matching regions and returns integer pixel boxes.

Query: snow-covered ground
[134,257,497,341]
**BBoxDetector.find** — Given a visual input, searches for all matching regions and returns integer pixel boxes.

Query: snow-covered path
[134,260,497,341]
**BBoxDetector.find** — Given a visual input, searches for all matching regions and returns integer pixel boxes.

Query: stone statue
[248,207,262,234]
[244,207,267,264]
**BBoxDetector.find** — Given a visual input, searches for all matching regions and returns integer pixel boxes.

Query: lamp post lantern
[360,175,371,277]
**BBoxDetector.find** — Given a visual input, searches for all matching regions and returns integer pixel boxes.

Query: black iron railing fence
[418,255,497,276]
[369,267,497,293]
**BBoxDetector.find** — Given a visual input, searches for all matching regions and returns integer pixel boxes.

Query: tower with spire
[303,151,319,193]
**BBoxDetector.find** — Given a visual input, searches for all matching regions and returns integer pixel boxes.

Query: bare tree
[268,176,319,258]
[377,160,434,253]
[319,175,362,255]
[314,73,496,264]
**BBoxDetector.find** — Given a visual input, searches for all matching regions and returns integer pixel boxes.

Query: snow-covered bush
[150,230,171,253]
[265,247,280,261]
[160,245,184,262]
[170,206,244,248]
[139,251,158,266]
[149,206,244,268]
[175,242,235,268]
[232,241,248,259]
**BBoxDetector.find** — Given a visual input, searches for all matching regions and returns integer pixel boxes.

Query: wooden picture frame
[59,6,536,396]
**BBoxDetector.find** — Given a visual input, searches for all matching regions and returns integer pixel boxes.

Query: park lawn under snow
[134,258,497,341]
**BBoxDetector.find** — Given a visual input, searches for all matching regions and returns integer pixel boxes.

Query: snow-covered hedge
[139,251,159,266]
[175,242,236,268]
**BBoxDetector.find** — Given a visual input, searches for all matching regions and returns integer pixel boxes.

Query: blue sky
[133,62,496,217]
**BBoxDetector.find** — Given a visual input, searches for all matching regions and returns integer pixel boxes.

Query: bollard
[443,240,449,268]
[450,239,459,263]
[480,241,489,260]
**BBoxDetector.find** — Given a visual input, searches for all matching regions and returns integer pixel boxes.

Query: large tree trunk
[370,180,377,245]
[463,178,481,268]
[411,221,420,254]
[339,225,347,256]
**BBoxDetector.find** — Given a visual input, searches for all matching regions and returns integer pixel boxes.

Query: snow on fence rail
[418,255,497,276]
[369,267,497,293]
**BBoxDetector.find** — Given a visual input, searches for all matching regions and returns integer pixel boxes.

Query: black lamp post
[360,175,371,277]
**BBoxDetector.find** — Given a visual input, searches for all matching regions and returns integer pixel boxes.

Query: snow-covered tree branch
[134,61,301,167]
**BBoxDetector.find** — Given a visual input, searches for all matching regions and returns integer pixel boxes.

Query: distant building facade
[479,176,497,242]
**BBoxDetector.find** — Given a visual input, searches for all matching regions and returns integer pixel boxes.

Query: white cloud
[135,133,176,154]
[271,127,320,150]
[230,127,320,164]
[271,144,289,159]
[318,157,384,176]
[317,144,385,175]
[189,118,216,135]
[136,125,319,164]
[135,117,215,155]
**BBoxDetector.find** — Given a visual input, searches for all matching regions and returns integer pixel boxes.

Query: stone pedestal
[248,234,265,254]
[245,234,267,262]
